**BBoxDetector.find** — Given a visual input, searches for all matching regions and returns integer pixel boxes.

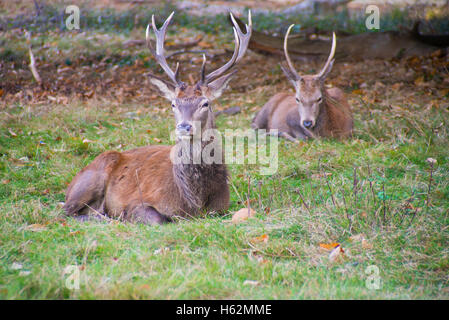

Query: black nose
[303,121,312,128]
[177,123,192,131]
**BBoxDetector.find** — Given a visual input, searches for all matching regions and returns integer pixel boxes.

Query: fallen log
[231,16,448,62]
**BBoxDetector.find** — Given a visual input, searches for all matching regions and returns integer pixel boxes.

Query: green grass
[0,5,448,299]
[1,90,448,299]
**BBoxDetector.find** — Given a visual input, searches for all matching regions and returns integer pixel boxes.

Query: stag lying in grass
[64,12,252,225]
[252,25,353,142]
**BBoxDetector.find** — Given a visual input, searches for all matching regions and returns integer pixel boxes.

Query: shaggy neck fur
[172,113,227,211]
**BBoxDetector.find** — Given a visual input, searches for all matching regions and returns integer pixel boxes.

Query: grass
[1,93,448,299]
[1,3,448,300]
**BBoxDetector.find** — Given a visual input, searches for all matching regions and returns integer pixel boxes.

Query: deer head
[146,11,252,139]
[281,25,336,130]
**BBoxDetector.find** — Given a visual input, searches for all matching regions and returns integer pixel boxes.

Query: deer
[63,11,252,225]
[252,25,353,142]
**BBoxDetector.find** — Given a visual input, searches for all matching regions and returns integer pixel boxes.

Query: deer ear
[319,59,335,82]
[205,70,237,100]
[148,74,176,101]
[280,63,300,91]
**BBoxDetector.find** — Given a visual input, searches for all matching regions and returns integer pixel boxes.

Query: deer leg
[266,130,301,143]
[64,151,120,218]
[64,169,107,217]
[125,204,171,225]
[72,213,108,223]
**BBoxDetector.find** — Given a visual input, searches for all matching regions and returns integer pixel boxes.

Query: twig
[33,0,41,17]
[324,173,336,208]
[426,158,437,207]
[247,175,251,217]
[367,163,377,207]
[295,188,311,214]
[25,30,42,85]
[353,166,358,216]
[341,189,352,231]
[382,169,387,225]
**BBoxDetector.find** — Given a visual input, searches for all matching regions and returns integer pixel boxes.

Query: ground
[0,1,448,299]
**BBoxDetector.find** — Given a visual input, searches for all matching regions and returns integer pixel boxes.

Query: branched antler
[199,11,252,85]
[146,12,181,86]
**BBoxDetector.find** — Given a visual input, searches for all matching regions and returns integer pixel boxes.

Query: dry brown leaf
[362,239,373,249]
[8,129,17,137]
[26,224,47,232]
[348,234,365,242]
[328,245,345,262]
[231,208,256,224]
[311,172,332,179]
[243,280,259,286]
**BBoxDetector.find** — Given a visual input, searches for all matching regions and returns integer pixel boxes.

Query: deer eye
[171,103,176,108]
[317,97,322,103]
[295,97,300,103]
[202,102,209,108]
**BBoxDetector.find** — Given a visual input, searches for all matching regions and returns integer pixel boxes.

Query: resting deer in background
[64,12,252,225]
[252,25,353,142]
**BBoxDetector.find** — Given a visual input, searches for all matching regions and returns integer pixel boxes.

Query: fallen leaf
[362,239,373,249]
[250,234,269,244]
[329,245,345,262]
[349,234,365,242]
[8,129,17,137]
[243,280,259,286]
[231,208,256,224]
[11,262,23,270]
[311,172,332,179]
[26,224,47,232]
[319,242,340,251]
[154,247,170,255]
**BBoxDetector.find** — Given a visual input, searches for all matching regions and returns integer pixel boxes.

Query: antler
[146,12,181,86]
[199,11,252,85]
[283,24,300,81]
[317,32,336,78]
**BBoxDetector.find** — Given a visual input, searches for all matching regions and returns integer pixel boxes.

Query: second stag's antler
[146,11,252,87]
[283,24,336,80]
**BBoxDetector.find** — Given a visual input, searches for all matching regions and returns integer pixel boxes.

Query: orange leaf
[319,242,340,251]
[231,208,256,224]
[251,234,269,244]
